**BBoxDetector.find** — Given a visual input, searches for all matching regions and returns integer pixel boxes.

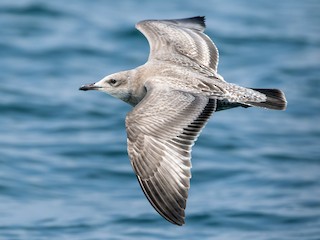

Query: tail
[247,88,287,110]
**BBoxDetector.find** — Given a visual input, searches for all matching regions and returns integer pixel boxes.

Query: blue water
[1,0,320,239]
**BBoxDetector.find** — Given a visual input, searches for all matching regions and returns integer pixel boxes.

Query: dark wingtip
[168,16,206,32]
[194,16,206,28]
[184,16,206,30]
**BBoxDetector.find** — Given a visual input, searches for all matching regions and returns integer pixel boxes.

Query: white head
[80,70,133,103]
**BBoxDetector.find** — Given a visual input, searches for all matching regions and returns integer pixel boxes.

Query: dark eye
[109,79,117,85]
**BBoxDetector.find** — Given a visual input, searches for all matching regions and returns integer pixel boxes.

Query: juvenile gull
[79,16,287,226]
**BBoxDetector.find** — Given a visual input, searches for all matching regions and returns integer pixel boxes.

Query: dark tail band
[248,88,287,110]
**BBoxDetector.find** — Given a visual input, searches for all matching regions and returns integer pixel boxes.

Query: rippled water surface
[1,0,320,239]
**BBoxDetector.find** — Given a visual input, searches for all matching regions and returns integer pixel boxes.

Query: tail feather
[247,88,287,110]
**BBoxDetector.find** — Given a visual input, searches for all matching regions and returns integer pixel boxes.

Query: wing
[136,16,219,72]
[126,81,216,225]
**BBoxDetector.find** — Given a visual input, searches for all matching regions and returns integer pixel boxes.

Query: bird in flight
[79,16,287,226]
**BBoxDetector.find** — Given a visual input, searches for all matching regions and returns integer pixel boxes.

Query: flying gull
[79,16,287,226]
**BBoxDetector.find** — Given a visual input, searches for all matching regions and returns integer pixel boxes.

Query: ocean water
[1,0,320,239]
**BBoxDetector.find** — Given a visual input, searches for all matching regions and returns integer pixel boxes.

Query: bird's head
[79,71,132,103]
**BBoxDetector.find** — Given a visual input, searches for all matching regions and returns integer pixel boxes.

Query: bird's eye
[109,79,117,85]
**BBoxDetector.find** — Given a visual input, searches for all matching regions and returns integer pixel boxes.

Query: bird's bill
[79,83,101,91]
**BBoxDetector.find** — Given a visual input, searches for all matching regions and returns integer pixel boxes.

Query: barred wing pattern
[136,16,219,72]
[126,82,216,225]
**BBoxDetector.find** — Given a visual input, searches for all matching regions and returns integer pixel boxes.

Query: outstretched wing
[126,81,216,225]
[136,16,219,72]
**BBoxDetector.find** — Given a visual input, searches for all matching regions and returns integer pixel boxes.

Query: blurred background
[0,0,319,239]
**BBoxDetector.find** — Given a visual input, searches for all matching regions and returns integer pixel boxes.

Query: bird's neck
[125,67,148,106]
